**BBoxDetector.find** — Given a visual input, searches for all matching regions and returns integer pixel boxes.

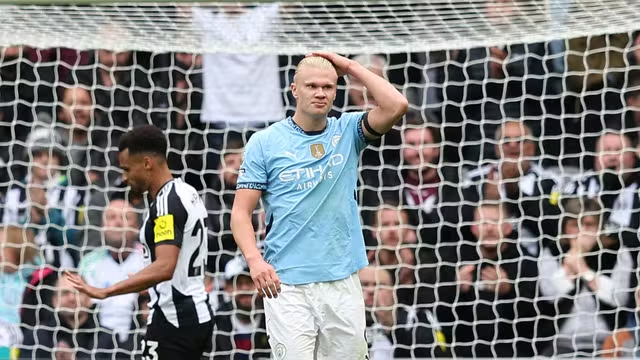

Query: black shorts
[140,310,213,360]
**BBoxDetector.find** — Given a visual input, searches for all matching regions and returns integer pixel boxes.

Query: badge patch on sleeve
[154,214,175,243]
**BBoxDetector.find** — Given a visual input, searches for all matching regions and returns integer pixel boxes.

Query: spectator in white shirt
[538,197,635,356]
[78,199,145,343]
[192,4,284,172]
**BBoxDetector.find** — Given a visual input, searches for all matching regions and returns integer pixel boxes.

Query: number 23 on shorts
[141,339,159,360]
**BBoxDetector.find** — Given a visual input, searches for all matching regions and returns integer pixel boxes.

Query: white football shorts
[264,272,368,360]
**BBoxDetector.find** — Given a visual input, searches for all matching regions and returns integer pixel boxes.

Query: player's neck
[292,112,327,133]
[148,167,174,201]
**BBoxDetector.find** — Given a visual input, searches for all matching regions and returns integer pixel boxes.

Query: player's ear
[143,156,153,170]
[290,82,298,98]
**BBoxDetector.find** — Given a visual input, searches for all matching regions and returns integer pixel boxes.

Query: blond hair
[295,56,337,76]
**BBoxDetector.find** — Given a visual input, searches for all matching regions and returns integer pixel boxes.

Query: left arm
[311,52,409,139]
[68,198,189,299]
[106,244,178,297]
[66,245,179,299]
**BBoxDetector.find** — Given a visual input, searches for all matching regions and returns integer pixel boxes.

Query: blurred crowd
[2,4,640,359]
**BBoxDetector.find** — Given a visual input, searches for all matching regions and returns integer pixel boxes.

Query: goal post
[1,0,640,359]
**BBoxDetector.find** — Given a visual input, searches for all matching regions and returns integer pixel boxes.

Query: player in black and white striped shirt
[66,125,213,359]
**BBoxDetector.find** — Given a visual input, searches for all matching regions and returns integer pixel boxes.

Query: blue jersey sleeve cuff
[237,182,267,191]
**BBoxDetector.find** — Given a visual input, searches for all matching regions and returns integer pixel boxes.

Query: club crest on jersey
[310,143,325,159]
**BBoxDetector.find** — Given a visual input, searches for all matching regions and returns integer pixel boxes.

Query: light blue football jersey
[237,112,371,285]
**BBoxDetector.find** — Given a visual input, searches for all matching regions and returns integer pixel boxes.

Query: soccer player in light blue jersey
[231,52,408,359]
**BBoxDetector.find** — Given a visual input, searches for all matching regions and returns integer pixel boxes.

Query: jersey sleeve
[341,111,373,152]
[236,133,268,191]
[153,196,188,248]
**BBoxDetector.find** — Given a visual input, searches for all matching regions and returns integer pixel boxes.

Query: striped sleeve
[153,184,188,248]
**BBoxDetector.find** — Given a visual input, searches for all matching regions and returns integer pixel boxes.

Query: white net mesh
[0,1,638,53]
[1,0,640,359]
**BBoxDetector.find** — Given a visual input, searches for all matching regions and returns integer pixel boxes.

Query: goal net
[1,0,640,358]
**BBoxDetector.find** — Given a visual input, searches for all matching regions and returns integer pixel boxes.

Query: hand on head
[307,52,353,77]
